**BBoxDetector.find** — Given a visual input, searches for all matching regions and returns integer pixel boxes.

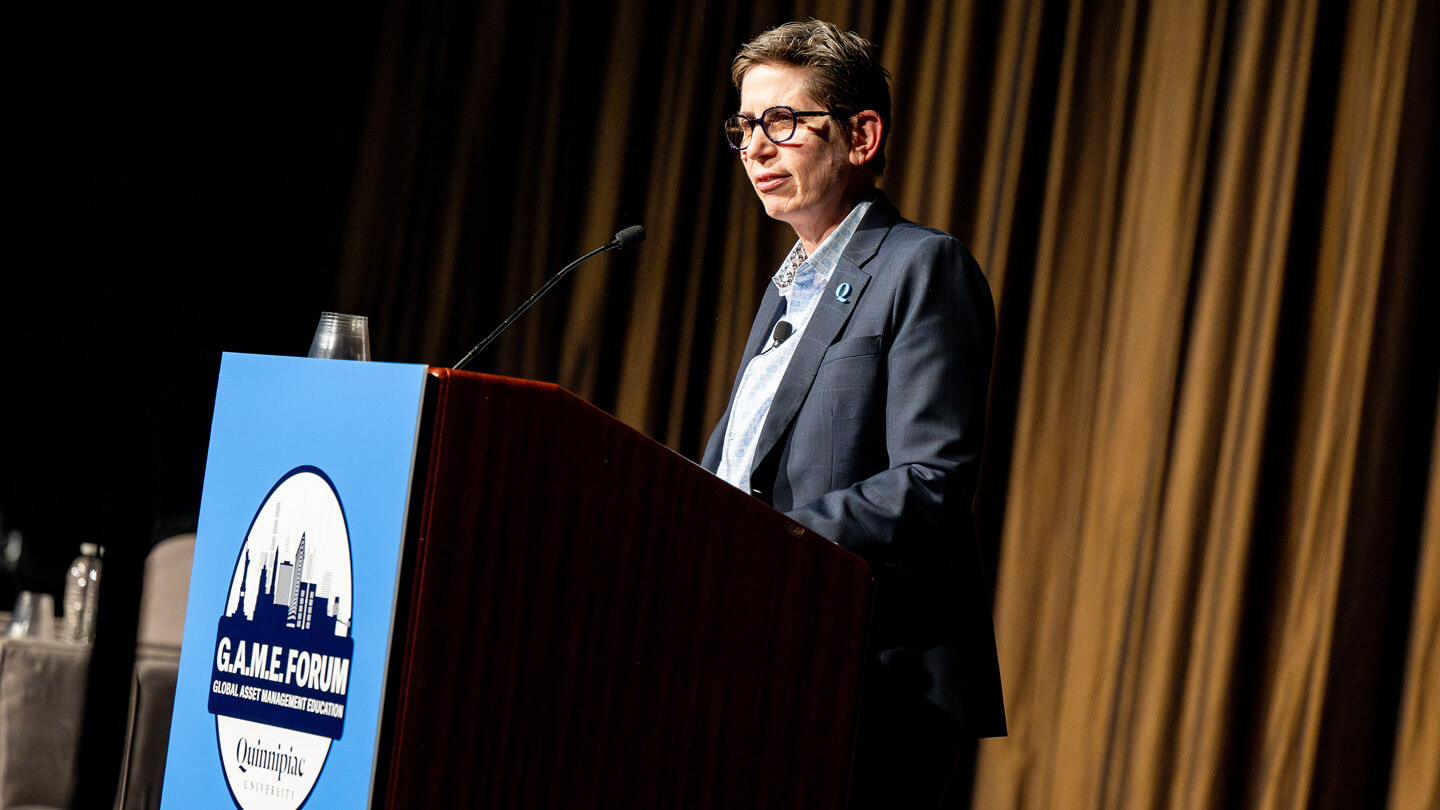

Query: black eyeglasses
[723,106,840,150]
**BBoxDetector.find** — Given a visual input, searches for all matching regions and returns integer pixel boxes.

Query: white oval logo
[208,467,354,809]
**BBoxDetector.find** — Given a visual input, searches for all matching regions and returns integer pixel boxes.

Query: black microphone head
[772,320,794,345]
[612,225,646,250]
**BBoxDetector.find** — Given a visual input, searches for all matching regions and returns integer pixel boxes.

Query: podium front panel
[161,354,428,810]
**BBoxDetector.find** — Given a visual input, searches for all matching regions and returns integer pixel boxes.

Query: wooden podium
[375,370,873,808]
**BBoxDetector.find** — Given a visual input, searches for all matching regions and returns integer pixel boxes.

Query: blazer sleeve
[784,234,995,563]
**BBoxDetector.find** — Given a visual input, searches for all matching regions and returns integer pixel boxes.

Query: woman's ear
[847,110,883,167]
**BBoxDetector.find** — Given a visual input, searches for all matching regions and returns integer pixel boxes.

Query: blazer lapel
[750,266,871,474]
[743,290,786,361]
[749,201,897,477]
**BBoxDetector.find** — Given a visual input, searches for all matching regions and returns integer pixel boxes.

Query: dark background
[1,7,387,802]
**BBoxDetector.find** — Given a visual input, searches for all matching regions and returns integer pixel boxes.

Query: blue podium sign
[162,353,428,810]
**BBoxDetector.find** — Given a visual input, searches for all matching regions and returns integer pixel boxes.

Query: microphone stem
[453,240,619,371]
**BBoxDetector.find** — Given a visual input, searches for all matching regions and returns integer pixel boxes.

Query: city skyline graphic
[226,532,348,638]
[223,473,353,638]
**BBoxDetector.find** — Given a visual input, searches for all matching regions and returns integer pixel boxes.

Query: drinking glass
[8,591,55,639]
[307,312,371,361]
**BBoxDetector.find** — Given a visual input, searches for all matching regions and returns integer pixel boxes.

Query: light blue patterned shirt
[715,197,874,492]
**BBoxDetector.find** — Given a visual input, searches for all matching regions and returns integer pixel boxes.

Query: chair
[113,534,195,810]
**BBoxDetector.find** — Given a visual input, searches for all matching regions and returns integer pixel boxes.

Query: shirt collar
[771,194,876,294]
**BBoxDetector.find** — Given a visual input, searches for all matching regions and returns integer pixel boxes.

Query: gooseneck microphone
[453,225,646,370]
[610,225,646,250]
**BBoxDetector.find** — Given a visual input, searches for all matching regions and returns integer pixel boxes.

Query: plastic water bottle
[61,543,103,644]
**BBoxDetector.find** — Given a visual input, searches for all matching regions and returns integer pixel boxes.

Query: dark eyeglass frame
[723,105,843,150]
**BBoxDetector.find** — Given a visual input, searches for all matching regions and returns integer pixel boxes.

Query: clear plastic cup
[9,591,55,640]
[307,312,371,361]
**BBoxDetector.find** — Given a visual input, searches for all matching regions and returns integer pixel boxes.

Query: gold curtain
[337,0,1439,806]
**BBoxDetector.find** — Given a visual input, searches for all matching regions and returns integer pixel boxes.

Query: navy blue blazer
[702,195,1006,738]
